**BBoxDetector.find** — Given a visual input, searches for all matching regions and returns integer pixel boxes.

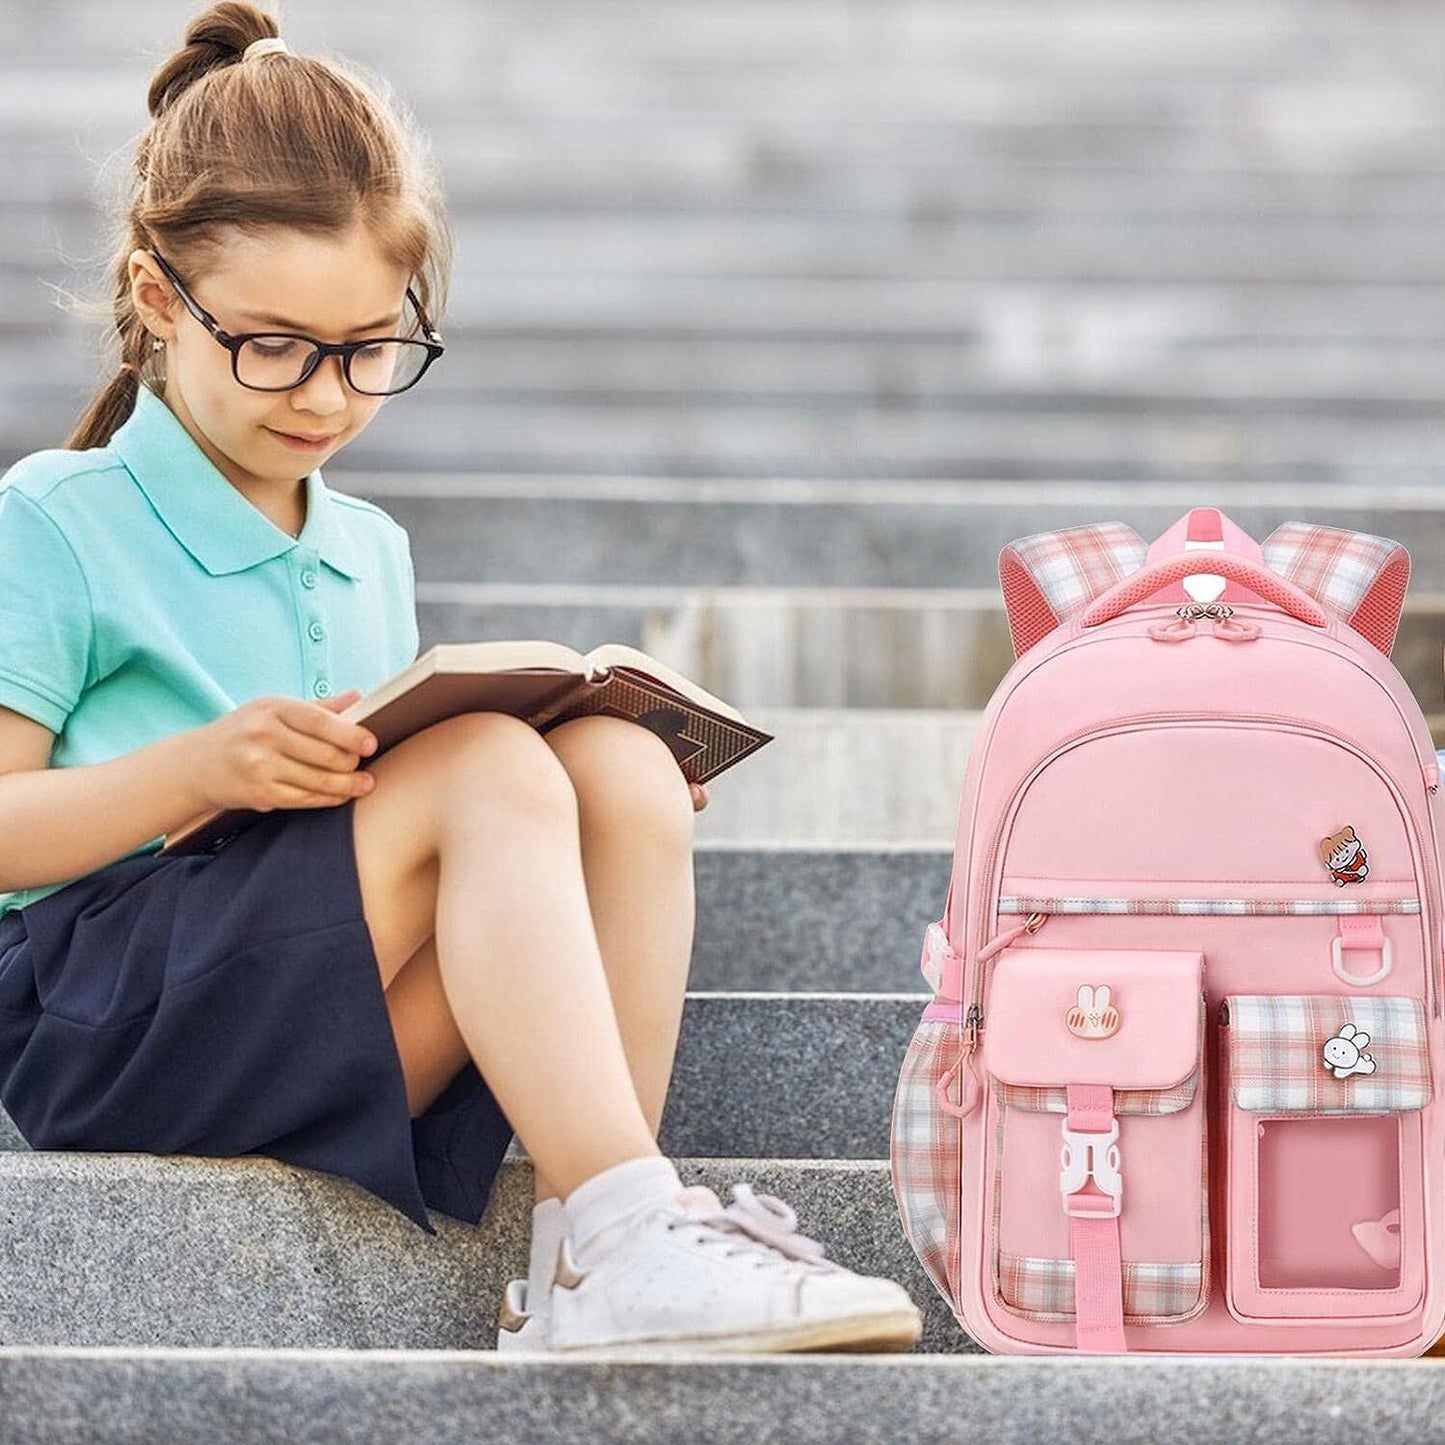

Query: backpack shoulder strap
[999,522,1149,658]
[1260,523,1410,656]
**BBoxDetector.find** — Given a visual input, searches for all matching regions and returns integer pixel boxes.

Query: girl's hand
[188,687,379,814]
[690,782,709,812]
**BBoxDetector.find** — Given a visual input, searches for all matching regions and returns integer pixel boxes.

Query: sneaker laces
[667,1182,835,1270]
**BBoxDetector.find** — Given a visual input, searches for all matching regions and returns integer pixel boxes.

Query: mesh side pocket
[890,1016,963,1307]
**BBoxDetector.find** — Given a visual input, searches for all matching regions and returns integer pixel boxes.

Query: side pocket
[1222,994,1431,1324]
[890,1015,963,1308]
[983,946,1210,1328]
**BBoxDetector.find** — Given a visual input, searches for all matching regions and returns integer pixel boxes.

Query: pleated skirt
[0,797,514,1235]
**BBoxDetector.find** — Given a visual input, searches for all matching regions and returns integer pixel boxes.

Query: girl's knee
[546,715,694,845]
[416,711,577,818]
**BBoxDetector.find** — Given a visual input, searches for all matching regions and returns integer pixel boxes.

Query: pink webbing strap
[1063,1083,1127,1353]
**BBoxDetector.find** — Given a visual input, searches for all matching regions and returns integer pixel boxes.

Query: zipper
[961,1001,983,1054]
[947,603,1439,948]
[963,713,1439,1026]
[959,912,1045,1046]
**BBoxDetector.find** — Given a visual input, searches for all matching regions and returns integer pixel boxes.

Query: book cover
[161,641,772,856]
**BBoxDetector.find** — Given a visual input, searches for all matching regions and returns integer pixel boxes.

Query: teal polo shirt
[0,382,419,916]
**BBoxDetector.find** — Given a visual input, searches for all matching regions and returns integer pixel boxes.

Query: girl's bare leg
[350,712,661,1198]
[526,715,696,1203]
[375,715,697,1206]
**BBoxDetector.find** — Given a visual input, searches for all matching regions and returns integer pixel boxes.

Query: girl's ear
[127,249,180,342]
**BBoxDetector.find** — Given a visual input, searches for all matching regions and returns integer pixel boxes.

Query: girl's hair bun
[147,2,281,118]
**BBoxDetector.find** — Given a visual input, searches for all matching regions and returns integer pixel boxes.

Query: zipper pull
[1205,603,1261,642]
[1147,605,1201,643]
[962,1002,983,1052]
[937,1007,986,1120]
[1219,1000,1230,1026]
[975,910,1048,967]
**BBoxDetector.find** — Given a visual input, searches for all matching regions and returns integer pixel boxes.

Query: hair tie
[119,361,140,376]
[243,37,289,62]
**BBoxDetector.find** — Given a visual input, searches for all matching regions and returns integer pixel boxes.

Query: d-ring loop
[1331,933,1394,986]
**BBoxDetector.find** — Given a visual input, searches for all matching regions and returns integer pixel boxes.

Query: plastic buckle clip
[1059,1118,1122,1219]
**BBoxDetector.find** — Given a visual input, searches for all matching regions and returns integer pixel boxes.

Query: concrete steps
[0,1153,960,1352]
[4,1150,1445,1440]
[8,1348,1444,1445]
[18,326,1445,401]
[17,392,1445,482]
[285,477,1445,584]
[402,582,1445,714]
[19,206,1445,283]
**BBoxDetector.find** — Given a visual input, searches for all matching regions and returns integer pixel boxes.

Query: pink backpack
[890,506,1445,1355]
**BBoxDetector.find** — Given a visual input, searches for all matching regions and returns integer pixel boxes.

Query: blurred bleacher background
[4,0,1445,843]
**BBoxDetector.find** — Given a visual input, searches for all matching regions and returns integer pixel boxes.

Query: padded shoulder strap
[999,523,1149,658]
[1260,523,1410,656]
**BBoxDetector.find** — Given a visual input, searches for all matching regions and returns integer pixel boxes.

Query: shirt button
[300,569,318,589]
[308,620,326,642]
[313,678,332,698]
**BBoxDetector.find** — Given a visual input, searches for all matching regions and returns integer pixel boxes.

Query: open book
[161,641,774,857]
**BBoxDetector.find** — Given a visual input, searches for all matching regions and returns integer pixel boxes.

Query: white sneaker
[547,1181,923,1353]
[495,1278,549,1352]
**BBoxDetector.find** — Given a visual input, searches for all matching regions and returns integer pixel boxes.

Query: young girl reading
[0,3,922,1353]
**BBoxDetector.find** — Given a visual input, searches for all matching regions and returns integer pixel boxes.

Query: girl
[0,3,922,1354]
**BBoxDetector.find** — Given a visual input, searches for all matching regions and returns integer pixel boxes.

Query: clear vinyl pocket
[982,946,1209,1328]
[1222,994,1433,1324]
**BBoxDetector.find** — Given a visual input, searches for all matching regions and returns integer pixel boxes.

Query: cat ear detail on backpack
[891,506,1445,1357]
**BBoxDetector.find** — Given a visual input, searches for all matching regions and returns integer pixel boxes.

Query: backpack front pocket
[1222,994,1433,1324]
[983,947,1209,1344]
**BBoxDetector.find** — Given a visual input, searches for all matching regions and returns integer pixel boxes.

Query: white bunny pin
[1065,984,1121,1040]
[1322,1023,1377,1080]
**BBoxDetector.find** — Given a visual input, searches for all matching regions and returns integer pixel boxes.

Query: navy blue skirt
[0,798,514,1235]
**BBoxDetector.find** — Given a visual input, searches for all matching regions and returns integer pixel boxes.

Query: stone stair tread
[5,1345,1445,1445]
[0,1153,965,1352]
[17,213,1445,282]
[21,341,1445,404]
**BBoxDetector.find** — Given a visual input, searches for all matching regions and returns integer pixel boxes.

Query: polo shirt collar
[109,383,365,579]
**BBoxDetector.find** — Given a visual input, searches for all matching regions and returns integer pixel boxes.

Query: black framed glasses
[147,248,445,396]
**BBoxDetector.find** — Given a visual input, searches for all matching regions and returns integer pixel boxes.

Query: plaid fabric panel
[1262,523,1404,620]
[1003,523,1149,618]
[1228,994,1432,1113]
[890,1019,962,1306]
[999,896,1421,916]
[998,1256,1205,1321]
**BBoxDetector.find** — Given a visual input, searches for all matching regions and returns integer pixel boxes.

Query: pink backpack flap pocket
[1221,994,1434,1326]
[981,948,1208,1347]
